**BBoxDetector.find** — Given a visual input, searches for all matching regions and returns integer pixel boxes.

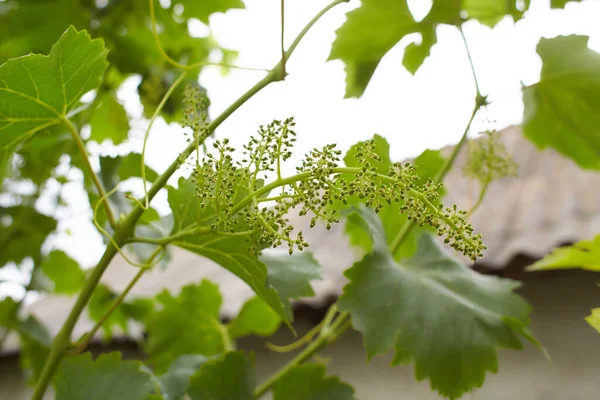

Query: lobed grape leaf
[227,296,281,339]
[40,250,85,295]
[272,364,356,400]
[0,26,108,151]
[338,206,537,399]
[523,35,600,169]
[187,352,255,400]
[329,0,529,97]
[144,280,227,374]
[53,352,157,400]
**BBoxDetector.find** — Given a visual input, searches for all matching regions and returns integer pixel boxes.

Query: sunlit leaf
[585,308,600,334]
[0,26,108,151]
[338,206,536,399]
[527,233,600,271]
[53,352,157,400]
[523,35,600,169]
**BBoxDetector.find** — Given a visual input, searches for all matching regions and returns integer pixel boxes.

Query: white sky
[2,0,600,296]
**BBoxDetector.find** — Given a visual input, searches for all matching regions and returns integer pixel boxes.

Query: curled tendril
[191,117,486,260]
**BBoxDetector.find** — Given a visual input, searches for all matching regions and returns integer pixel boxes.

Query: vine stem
[30,2,349,398]
[62,118,117,228]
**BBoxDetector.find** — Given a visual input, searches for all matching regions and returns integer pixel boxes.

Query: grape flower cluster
[191,118,486,260]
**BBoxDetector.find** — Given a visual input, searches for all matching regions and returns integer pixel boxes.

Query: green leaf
[329,0,528,96]
[176,0,245,24]
[342,135,445,260]
[0,205,57,267]
[53,352,157,400]
[338,206,536,399]
[527,233,600,272]
[272,364,356,400]
[159,355,209,400]
[585,308,600,334]
[260,251,322,321]
[551,0,581,8]
[40,250,85,295]
[145,280,227,374]
[0,26,108,151]
[168,177,290,324]
[523,35,600,169]
[228,297,281,339]
[18,315,52,384]
[89,92,130,145]
[187,352,255,400]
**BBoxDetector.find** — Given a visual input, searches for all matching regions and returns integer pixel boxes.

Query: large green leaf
[0,26,108,151]
[40,250,85,295]
[53,352,157,400]
[329,0,527,97]
[527,233,600,271]
[272,364,356,400]
[523,35,600,169]
[342,135,446,260]
[338,206,536,399]
[145,281,227,374]
[187,352,255,400]
[0,297,18,329]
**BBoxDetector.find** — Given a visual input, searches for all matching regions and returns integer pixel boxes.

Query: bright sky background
[2,0,600,297]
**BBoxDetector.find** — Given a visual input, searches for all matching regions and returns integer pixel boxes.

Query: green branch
[30,2,348,397]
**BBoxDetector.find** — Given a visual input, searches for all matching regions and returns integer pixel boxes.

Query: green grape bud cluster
[182,84,210,144]
[463,129,518,185]
[192,118,486,260]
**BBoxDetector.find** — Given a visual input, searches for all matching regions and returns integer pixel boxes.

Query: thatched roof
[3,125,600,353]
